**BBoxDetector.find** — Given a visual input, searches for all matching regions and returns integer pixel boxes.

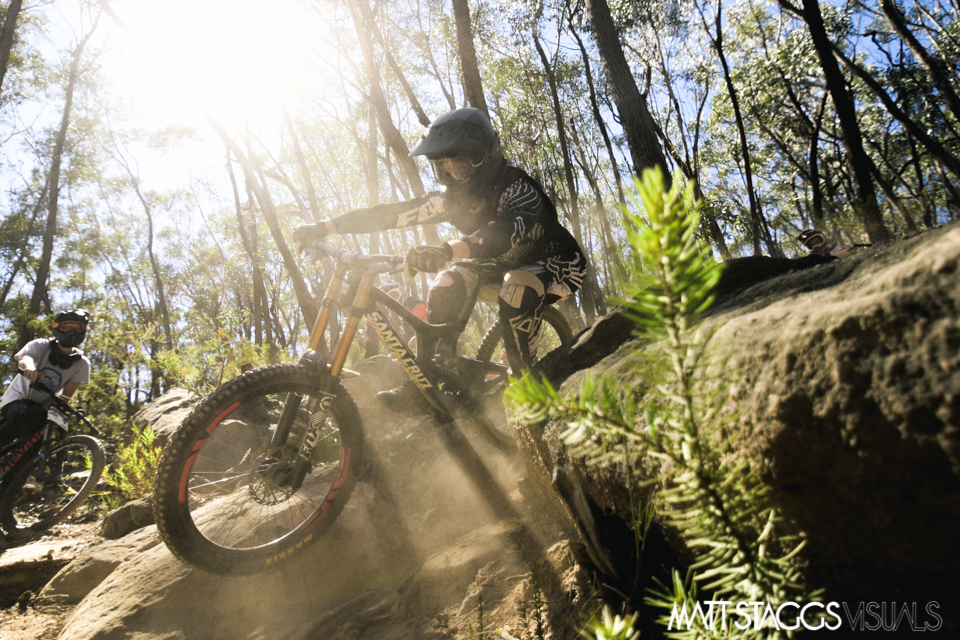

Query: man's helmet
[797,229,829,255]
[51,309,90,349]
[410,108,504,186]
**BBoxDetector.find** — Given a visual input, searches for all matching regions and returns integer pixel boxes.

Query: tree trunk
[226,147,270,347]
[29,21,100,319]
[0,178,48,311]
[879,0,960,123]
[366,17,431,126]
[532,18,603,322]
[808,95,828,228]
[567,20,625,209]
[908,137,934,228]
[280,103,325,222]
[787,0,891,243]
[109,143,175,351]
[707,0,774,256]
[347,0,440,243]
[0,0,24,97]
[831,43,960,179]
[206,114,320,325]
[584,0,671,184]
[450,0,489,117]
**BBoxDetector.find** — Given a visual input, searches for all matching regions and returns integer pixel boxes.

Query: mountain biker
[0,310,91,450]
[294,107,586,414]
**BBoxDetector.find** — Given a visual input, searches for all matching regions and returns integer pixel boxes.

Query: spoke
[188,472,249,492]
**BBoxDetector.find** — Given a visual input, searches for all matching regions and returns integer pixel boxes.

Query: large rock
[100,497,155,540]
[39,525,161,604]
[515,223,960,621]
[132,388,201,448]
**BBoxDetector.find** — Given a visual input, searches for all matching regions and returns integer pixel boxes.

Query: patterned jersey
[330,167,583,270]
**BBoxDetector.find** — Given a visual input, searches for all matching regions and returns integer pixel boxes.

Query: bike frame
[276,245,510,489]
[0,379,90,485]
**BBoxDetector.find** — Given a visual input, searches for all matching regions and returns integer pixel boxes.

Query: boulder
[100,497,155,540]
[38,525,161,604]
[514,223,960,621]
[132,388,201,447]
[0,539,74,608]
[46,351,588,640]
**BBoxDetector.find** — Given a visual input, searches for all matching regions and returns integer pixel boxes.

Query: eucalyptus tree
[583,0,671,182]
[779,0,891,242]
[27,11,101,326]
[0,0,24,97]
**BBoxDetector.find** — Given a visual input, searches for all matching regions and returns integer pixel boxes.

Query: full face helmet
[410,108,504,187]
[51,309,90,349]
[797,229,829,255]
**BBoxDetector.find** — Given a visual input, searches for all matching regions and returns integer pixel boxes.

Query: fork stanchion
[307,262,348,353]
[328,274,376,377]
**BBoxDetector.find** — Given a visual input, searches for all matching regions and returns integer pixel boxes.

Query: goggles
[430,156,482,185]
[798,230,828,254]
[53,320,88,333]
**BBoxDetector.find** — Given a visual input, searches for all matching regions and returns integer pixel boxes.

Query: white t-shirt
[1,339,91,408]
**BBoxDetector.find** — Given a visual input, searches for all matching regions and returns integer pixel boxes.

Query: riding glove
[292,222,329,249]
[406,243,453,274]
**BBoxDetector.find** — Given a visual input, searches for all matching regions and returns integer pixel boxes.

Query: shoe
[376,379,432,416]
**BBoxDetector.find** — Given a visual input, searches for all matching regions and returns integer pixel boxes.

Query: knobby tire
[153,365,363,576]
[470,307,573,449]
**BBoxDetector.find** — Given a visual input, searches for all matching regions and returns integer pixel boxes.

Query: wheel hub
[247,446,298,505]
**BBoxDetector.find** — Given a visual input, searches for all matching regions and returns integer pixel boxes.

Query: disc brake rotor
[247,445,299,505]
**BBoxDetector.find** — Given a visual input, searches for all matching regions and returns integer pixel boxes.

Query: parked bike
[153,242,573,575]
[0,377,105,534]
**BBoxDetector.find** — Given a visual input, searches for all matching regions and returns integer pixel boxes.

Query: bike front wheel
[153,365,363,576]
[0,434,105,533]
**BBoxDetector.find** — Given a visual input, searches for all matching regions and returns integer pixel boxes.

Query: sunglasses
[53,320,88,333]
[430,157,481,185]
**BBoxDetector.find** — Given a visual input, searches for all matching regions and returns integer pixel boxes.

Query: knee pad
[498,270,545,315]
[426,269,467,324]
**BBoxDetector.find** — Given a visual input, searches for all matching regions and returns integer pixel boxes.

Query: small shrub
[510,168,819,639]
[101,422,162,508]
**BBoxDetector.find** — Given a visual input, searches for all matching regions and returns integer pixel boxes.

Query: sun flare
[108,0,330,124]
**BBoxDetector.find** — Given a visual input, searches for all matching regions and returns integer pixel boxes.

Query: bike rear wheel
[475,306,574,364]
[153,365,363,576]
[470,307,574,449]
[0,435,105,533]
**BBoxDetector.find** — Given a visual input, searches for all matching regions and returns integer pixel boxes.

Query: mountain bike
[153,242,574,575]
[0,378,106,534]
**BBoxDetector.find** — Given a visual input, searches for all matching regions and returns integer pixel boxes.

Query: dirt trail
[0,357,592,640]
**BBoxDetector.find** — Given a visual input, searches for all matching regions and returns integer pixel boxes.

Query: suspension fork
[283,272,377,490]
[272,263,348,449]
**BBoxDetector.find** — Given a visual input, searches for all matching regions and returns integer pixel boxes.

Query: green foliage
[580,606,639,640]
[511,569,547,640]
[466,594,485,640]
[101,423,163,509]
[509,168,817,638]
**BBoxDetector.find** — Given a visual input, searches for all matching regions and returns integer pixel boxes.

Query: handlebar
[15,371,99,434]
[304,240,406,275]
[300,239,506,288]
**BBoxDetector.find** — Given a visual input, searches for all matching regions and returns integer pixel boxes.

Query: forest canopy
[1,0,957,427]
